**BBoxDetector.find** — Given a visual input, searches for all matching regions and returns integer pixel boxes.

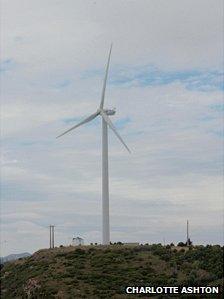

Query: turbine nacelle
[103,108,116,116]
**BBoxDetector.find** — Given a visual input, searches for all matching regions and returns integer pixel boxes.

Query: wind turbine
[56,44,130,245]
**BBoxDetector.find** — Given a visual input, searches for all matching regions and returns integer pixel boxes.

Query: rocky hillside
[1,244,223,298]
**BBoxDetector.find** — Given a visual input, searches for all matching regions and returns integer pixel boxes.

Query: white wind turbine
[56,45,130,245]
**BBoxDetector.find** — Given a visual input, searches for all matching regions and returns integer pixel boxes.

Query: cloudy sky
[1,0,223,255]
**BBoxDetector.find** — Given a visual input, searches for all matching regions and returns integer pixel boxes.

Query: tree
[177,242,186,247]
[117,241,123,245]
[187,238,192,246]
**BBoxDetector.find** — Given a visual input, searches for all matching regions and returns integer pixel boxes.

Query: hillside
[0,252,31,264]
[1,244,223,298]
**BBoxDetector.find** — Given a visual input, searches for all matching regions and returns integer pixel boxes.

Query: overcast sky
[1,0,223,256]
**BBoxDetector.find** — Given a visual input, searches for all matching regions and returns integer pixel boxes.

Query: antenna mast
[187,220,189,246]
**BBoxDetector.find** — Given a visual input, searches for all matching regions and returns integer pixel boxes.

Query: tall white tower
[56,45,131,245]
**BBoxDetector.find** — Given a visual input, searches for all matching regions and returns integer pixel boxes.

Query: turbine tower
[56,45,130,245]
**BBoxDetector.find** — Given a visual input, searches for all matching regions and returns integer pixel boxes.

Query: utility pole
[49,225,55,249]
[52,225,54,248]
[49,225,52,248]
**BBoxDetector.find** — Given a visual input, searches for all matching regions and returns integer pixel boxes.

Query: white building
[72,236,84,246]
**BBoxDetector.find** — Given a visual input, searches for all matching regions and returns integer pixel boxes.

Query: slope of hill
[1,244,223,298]
[0,252,31,264]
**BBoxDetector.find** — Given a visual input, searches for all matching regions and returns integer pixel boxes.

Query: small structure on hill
[72,236,84,246]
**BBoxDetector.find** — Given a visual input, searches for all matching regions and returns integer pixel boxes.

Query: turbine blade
[56,111,99,138]
[100,110,131,153]
[100,44,113,109]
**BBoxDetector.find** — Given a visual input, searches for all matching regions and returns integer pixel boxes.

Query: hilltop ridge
[1,244,223,298]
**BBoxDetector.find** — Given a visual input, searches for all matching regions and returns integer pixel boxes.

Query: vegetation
[1,244,223,298]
